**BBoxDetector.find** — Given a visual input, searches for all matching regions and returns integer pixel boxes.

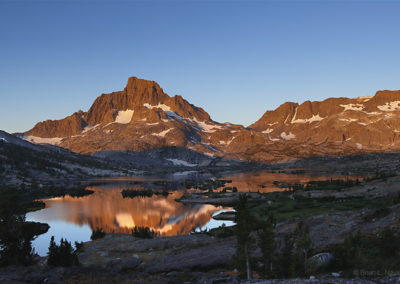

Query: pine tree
[47,236,58,266]
[234,194,254,280]
[278,233,296,278]
[257,209,276,278]
[294,221,312,276]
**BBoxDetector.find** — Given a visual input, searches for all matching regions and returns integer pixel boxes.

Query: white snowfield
[377,101,400,111]
[25,136,63,145]
[0,137,8,142]
[165,158,196,167]
[152,128,172,137]
[291,114,325,124]
[115,109,134,124]
[340,104,365,111]
[280,132,296,140]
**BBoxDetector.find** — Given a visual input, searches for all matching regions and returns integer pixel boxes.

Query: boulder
[308,252,334,269]
[106,257,142,272]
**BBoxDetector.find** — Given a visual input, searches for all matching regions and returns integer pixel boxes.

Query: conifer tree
[234,194,255,280]
[257,209,276,278]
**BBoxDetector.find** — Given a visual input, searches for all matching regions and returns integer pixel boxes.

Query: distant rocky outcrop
[25,112,87,138]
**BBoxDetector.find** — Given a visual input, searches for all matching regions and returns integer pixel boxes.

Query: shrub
[47,236,79,266]
[121,189,169,198]
[74,241,84,252]
[90,227,106,240]
[209,223,234,238]
[131,226,157,239]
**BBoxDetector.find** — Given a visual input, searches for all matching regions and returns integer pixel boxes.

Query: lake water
[26,169,362,256]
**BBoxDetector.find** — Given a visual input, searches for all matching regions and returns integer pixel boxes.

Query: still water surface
[26,169,360,256]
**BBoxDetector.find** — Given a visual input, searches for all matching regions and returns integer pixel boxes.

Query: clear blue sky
[1,1,400,133]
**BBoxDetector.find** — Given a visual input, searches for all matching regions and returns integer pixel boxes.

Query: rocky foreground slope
[24,77,400,163]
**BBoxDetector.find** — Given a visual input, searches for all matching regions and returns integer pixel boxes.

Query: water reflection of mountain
[219,170,363,193]
[37,186,224,236]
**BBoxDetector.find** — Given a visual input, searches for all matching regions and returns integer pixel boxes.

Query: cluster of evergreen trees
[0,187,36,266]
[233,194,312,279]
[47,236,79,266]
[0,186,81,267]
[233,194,400,279]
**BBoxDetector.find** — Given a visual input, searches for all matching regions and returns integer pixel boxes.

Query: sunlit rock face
[24,76,400,163]
[34,186,224,236]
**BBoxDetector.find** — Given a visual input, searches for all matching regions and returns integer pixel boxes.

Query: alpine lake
[26,169,363,256]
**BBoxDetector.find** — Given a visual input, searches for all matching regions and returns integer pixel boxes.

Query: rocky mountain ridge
[23,77,400,163]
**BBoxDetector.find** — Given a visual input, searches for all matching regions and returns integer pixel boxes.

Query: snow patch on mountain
[25,136,63,145]
[219,137,235,145]
[165,159,196,167]
[340,104,364,111]
[115,109,134,124]
[201,143,218,152]
[339,118,359,123]
[280,132,296,140]
[377,101,400,111]
[292,114,325,124]
[152,128,172,137]
[144,103,171,112]
[356,96,372,101]
[262,128,274,134]
[0,138,8,143]
[83,124,100,133]
[192,119,224,133]
[165,111,184,121]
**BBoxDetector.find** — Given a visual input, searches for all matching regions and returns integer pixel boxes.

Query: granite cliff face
[24,77,400,163]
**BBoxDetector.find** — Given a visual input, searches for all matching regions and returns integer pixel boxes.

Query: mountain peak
[25,76,213,138]
[125,76,162,94]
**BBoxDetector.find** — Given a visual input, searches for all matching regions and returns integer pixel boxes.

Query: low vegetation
[290,178,361,191]
[328,228,400,276]
[181,179,232,191]
[121,189,169,198]
[34,186,94,198]
[131,226,158,239]
[90,227,106,240]
[232,194,400,280]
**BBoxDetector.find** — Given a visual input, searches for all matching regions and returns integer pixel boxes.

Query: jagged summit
[24,77,232,158]
[26,77,212,138]
[23,78,400,163]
